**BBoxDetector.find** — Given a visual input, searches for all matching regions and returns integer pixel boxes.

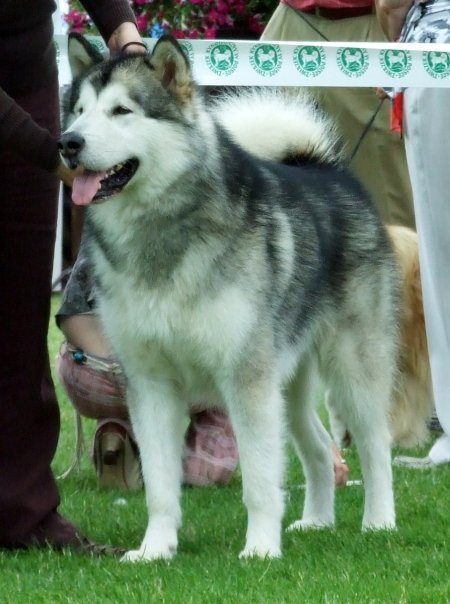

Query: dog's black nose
[58,132,85,158]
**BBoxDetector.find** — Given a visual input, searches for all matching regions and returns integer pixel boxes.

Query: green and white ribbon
[55,35,450,87]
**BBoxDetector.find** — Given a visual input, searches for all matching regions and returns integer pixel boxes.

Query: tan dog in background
[387,225,434,447]
[328,225,434,449]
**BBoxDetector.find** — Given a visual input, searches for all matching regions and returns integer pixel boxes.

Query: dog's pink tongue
[72,170,107,205]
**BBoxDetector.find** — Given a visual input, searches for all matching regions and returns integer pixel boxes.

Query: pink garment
[184,411,239,486]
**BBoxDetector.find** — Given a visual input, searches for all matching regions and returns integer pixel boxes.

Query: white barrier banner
[55,35,450,88]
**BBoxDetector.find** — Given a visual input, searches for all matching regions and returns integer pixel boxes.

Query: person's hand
[332,442,349,487]
[107,22,147,55]
[54,160,84,188]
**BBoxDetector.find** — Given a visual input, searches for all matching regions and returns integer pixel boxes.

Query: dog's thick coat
[326,225,434,450]
[61,35,400,561]
[387,225,433,447]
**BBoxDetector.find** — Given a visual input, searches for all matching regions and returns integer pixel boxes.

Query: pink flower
[136,14,149,31]
[216,2,226,13]
[207,9,218,23]
[247,14,265,33]
[66,0,274,40]
[207,9,228,26]
[234,1,246,15]
[172,28,187,38]
[64,9,90,31]
[204,26,217,39]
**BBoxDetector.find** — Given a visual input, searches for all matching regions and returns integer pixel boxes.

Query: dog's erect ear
[68,32,104,79]
[150,35,193,101]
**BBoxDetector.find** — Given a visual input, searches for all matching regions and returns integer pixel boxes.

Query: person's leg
[262,6,414,228]
[403,87,450,464]
[56,342,142,489]
[0,81,87,548]
[56,341,129,420]
[183,409,239,486]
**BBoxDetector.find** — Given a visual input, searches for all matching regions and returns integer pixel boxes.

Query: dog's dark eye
[112,106,132,116]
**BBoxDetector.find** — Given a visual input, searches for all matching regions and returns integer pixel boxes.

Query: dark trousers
[0,79,61,545]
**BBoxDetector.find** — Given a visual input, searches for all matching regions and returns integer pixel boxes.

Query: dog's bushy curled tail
[211,88,342,166]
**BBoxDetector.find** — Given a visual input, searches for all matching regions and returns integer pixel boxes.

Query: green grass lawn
[1,294,449,604]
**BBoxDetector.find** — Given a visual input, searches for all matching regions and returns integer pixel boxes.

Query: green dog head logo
[293,45,326,77]
[206,42,238,77]
[337,47,369,77]
[423,50,450,79]
[380,49,412,78]
[250,44,282,77]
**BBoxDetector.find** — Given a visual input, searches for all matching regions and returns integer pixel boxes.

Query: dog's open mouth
[72,159,139,206]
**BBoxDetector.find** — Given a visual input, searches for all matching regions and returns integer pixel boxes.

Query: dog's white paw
[121,544,176,563]
[121,519,179,563]
[362,520,396,532]
[239,545,282,560]
[241,512,283,560]
[287,519,333,532]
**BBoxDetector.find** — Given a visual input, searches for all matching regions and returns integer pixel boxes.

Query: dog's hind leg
[325,333,396,530]
[335,381,395,530]
[286,357,335,532]
[121,377,187,562]
[221,373,286,559]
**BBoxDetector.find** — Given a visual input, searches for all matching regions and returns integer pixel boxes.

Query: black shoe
[6,512,125,557]
[428,413,443,433]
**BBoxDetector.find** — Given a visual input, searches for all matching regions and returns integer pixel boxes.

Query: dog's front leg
[223,378,285,559]
[121,377,186,562]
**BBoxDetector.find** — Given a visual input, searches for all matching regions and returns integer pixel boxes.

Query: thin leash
[294,9,387,165]
[347,97,385,162]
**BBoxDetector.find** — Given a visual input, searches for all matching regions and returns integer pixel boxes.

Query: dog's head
[59,34,197,206]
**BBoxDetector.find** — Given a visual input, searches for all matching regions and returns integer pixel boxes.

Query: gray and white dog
[60,34,400,562]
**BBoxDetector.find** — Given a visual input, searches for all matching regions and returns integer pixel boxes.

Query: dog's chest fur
[88,205,259,388]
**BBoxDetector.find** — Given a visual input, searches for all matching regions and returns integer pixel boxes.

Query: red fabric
[391,92,404,136]
[282,0,373,11]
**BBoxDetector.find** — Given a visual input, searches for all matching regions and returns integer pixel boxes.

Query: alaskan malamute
[60,35,400,561]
